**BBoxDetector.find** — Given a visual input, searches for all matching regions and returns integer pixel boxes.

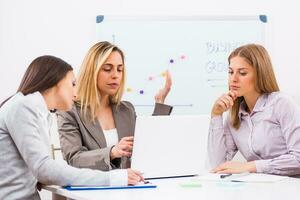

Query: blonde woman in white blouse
[57,41,172,171]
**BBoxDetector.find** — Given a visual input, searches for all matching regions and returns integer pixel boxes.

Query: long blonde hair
[229,44,279,129]
[76,41,126,120]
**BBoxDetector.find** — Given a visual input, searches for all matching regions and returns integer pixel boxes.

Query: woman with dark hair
[0,55,143,200]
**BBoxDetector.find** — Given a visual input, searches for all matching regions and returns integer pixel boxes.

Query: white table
[43,176,300,200]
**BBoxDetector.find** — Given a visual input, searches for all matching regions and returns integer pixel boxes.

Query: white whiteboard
[96,15,267,115]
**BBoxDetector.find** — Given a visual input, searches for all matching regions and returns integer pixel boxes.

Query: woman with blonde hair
[57,41,172,171]
[208,43,300,176]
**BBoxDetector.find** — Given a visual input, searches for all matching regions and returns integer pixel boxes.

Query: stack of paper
[197,173,289,183]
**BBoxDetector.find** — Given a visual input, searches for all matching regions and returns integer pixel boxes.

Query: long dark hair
[1,55,73,107]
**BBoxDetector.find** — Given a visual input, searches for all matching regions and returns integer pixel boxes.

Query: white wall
[1,0,300,102]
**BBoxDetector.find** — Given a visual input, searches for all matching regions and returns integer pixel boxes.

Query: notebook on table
[64,182,156,190]
[197,173,289,183]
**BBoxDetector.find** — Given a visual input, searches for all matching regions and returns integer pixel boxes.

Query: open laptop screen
[131,115,210,179]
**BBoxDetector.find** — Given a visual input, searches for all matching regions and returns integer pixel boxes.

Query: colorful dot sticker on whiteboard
[148,76,154,81]
[125,55,187,95]
[180,55,186,60]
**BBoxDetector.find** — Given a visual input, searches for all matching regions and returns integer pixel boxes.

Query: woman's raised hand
[211,91,237,117]
[154,70,172,104]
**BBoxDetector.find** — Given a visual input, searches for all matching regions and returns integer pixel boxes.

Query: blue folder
[64,184,157,191]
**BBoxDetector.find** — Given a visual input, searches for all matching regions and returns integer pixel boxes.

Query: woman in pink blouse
[208,43,300,176]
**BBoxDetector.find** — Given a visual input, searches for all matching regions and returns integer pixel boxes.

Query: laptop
[131,115,210,179]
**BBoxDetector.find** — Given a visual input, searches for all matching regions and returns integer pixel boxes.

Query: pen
[220,174,232,179]
[220,172,250,179]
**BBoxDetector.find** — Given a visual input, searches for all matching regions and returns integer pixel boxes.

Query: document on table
[197,173,289,183]
[64,183,157,190]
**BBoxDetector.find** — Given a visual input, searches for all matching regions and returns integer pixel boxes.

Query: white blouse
[103,128,119,147]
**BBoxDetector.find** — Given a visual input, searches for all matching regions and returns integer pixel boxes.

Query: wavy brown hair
[229,44,279,129]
